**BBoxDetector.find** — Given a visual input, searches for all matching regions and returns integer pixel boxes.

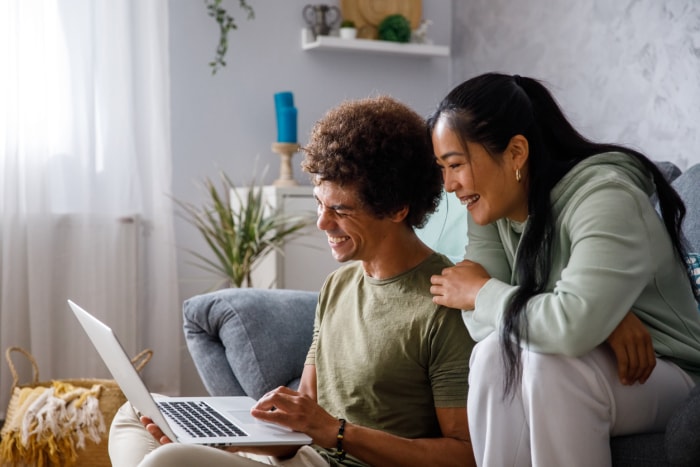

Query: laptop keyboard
[157,401,248,438]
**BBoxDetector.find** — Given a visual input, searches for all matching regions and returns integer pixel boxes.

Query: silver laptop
[68,299,312,447]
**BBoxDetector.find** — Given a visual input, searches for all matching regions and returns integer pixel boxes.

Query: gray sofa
[184,162,700,466]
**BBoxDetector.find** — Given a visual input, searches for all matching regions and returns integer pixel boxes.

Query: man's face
[313,181,389,264]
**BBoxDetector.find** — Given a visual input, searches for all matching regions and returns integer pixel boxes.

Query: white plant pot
[339,27,357,40]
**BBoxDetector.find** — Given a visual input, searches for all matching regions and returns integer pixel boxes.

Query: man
[109,96,476,466]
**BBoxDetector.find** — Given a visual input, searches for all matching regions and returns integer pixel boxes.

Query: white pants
[108,402,329,467]
[468,333,695,467]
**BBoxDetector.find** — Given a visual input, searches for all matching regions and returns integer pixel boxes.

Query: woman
[428,72,700,466]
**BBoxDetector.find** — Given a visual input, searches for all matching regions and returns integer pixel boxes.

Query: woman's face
[432,117,529,225]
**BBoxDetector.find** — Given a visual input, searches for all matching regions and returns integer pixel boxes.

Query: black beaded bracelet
[336,418,347,461]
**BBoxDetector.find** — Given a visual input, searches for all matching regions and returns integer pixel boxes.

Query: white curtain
[0,0,181,418]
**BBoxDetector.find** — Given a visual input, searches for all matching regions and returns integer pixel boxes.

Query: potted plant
[339,19,357,39]
[378,14,411,43]
[175,171,314,289]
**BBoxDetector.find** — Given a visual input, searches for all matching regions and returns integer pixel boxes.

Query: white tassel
[20,386,54,445]
[17,383,105,448]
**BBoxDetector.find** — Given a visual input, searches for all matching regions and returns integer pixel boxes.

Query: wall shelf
[301,29,449,58]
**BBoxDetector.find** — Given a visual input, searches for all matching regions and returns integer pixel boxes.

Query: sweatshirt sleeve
[472,184,656,356]
[464,216,513,283]
[461,216,513,340]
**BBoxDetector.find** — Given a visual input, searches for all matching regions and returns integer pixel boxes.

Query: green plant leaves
[378,14,411,43]
[175,171,314,289]
[205,0,255,75]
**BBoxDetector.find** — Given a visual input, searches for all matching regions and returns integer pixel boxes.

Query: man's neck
[361,230,434,280]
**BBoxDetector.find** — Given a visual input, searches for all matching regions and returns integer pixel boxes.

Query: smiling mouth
[328,235,350,244]
[460,194,480,207]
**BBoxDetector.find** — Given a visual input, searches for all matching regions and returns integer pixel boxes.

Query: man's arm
[222,364,319,458]
[297,363,317,401]
[253,384,474,467]
[331,407,473,467]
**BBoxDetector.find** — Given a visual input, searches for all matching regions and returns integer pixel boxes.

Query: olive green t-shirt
[305,253,474,464]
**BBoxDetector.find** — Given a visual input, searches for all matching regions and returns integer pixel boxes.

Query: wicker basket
[1,346,152,467]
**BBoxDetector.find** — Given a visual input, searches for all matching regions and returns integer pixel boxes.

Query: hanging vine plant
[205,0,255,75]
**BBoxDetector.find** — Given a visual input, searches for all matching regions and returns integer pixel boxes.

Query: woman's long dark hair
[427,72,688,396]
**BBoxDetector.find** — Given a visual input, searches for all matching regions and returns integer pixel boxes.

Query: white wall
[451,0,700,170]
[169,0,452,395]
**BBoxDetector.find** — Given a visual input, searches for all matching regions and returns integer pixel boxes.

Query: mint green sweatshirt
[462,152,700,382]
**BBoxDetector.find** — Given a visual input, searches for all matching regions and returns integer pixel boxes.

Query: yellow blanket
[0,381,105,467]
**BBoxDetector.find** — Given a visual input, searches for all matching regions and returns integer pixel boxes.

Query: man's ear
[507,134,529,169]
[391,205,410,223]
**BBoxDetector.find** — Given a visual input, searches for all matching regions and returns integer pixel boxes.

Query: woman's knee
[469,333,504,386]
[520,349,570,389]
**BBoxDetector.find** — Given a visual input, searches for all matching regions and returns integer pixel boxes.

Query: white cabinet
[244,185,339,292]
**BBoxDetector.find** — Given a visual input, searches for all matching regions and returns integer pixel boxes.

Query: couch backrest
[673,163,700,253]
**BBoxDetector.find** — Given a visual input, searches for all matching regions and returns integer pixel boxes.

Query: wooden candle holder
[271,142,300,187]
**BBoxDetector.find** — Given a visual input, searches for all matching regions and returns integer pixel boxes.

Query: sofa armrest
[183,288,318,399]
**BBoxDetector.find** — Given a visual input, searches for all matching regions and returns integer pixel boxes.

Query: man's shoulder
[318,261,363,299]
[407,253,454,284]
[423,252,455,271]
[325,261,363,282]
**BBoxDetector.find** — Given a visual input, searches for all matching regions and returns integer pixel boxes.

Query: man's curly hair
[301,95,442,229]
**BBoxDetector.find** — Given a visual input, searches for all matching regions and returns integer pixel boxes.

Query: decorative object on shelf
[411,19,433,44]
[274,91,298,144]
[204,0,255,75]
[271,142,301,187]
[303,4,341,39]
[272,92,300,186]
[339,19,357,39]
[174,171,312,289]
[378,14,411,43]
[340,0,421,39]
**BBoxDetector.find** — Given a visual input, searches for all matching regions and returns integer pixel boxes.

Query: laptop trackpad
[227,410,294,433]
[228,410,257,424]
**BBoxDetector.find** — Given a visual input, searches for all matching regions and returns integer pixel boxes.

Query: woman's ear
[507,134,529,169]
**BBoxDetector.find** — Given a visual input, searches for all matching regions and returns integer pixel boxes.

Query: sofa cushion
[673,163,700,252]
[183,288,317,399]
[687,253,700,306]
[665,384,700,466]
[610,433,667,467]
[656,161,682,184]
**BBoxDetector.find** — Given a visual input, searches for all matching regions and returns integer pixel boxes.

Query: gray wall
[170,0,451,299]
[452,0,700,170]
[169,0,452,395]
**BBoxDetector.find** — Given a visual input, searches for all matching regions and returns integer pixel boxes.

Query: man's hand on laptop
[251,386,341,450]
[140,412,306,458]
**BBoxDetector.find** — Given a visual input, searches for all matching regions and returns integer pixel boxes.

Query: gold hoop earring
[516,168,522,182]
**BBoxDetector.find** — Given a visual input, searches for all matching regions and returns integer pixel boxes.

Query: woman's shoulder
[553,152,655,209]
